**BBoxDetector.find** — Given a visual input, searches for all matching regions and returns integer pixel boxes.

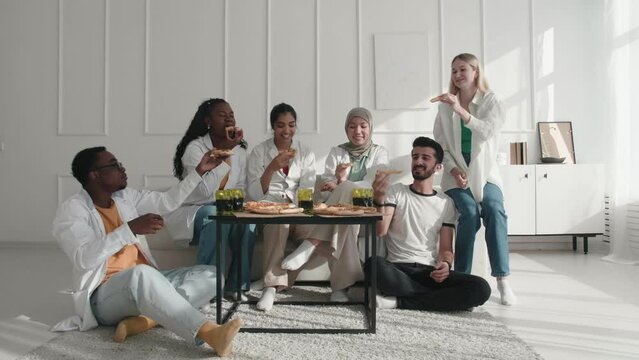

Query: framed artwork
[537,122,576,164]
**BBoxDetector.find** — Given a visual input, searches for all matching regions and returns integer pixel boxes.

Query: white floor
[1,241,638,360]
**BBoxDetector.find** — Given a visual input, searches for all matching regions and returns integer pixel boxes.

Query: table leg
[370,222,377,334]
[364,222,369,306]
[216,222,223,324]
[237,226,242,299]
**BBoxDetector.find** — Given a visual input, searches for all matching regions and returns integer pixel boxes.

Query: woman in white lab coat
[278,107,388,302]
[246,103,316,311]
[165,98,255,298]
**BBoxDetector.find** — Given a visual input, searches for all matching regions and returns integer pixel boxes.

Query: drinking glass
[230,188,245,211]
[297,188,314,213]
[215,190,233,215]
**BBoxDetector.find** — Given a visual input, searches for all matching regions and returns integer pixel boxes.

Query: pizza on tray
[244,201,304,215]
[313,203,378,216]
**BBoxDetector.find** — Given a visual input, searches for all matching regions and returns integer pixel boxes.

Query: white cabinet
[500,164,605,237]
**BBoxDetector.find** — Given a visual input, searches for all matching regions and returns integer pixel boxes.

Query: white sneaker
[330,289,349,302]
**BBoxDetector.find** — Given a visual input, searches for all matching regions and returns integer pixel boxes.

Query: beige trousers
[261,181,366,291]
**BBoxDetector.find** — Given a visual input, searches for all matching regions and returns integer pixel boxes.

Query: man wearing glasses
[52,146,241,357]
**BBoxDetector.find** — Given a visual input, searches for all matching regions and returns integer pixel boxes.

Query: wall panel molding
[266,0,319,135]
[357,0,362,106]
[57,0,109,136]
[224,0,228,99]
[528,0,536,131]
[314,0,320,134]
[144,0,150,134]
[480,0,486,62]
[265,0,271,132]
[144,0,224,136]
[438,0,445,92]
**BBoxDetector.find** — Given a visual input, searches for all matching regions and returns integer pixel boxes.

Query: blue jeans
[193,205,255,291]
[445,183,510,277]
[90,264,214,342]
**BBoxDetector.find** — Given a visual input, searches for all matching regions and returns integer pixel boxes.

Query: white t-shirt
[384,183,457,265]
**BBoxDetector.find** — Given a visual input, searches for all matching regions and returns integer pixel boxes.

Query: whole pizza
[313,203,378,216]
[244,201,305,215]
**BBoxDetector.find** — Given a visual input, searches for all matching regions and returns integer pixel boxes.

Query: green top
[347,155,368,182]
[461,118,472,155]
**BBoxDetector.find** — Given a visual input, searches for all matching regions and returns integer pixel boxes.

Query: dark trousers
[365,256,491,311]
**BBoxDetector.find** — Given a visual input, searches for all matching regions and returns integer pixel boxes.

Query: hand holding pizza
[335,163,352,184]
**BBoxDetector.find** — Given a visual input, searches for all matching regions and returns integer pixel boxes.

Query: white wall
[0,0,606,244]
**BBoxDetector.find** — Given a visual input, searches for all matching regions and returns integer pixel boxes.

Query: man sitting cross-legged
[367,137,491,311]
[52,146,241,357]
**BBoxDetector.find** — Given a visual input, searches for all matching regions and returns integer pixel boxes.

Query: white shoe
[330,289,349,302]
[256,287,276,311]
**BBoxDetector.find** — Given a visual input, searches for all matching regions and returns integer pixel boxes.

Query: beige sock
[197,318,243,357]
[113,315,158,343]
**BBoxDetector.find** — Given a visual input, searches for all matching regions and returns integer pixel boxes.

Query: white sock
[256,287,276,311]
[375,295,397,309]
[330,289,349,302]
[497,278,517,306]
[281,240,316,271]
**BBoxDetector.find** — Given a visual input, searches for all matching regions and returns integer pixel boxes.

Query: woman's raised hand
[431,93,463,113]
[269,149,295,171]
[334,163,351,184]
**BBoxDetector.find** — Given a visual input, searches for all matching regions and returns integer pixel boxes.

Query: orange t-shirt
[96,201,149,284]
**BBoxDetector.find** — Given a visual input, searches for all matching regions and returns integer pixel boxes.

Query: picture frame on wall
[537,122,576,164]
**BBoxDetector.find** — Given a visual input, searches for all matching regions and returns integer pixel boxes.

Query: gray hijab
[338,107,377,160]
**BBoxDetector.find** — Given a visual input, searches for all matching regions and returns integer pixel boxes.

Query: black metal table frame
[211,213,381,334]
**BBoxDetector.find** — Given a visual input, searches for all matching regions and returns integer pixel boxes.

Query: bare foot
[198,318,243,357]
[113,315,158,343]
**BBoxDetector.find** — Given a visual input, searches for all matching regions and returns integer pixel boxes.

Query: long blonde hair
[448,53,489,95]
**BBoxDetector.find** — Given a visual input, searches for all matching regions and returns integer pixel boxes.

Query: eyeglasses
[92,162,125,172]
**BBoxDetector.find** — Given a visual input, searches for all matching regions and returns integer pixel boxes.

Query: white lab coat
[246,138,316,204]
[320,145,389,188]
[433,90,504,202]
[165,135,248,241]
[51,171,202,332]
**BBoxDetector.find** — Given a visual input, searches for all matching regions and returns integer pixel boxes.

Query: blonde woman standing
[433,53,516,306]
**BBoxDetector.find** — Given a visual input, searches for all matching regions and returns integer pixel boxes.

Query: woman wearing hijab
[280,107,389,302]
[317,107,389,201]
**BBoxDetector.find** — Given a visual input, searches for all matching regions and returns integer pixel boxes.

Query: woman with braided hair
[165,98,255,300]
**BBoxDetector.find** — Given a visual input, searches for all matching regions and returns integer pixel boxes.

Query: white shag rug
[20,287,542,360]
